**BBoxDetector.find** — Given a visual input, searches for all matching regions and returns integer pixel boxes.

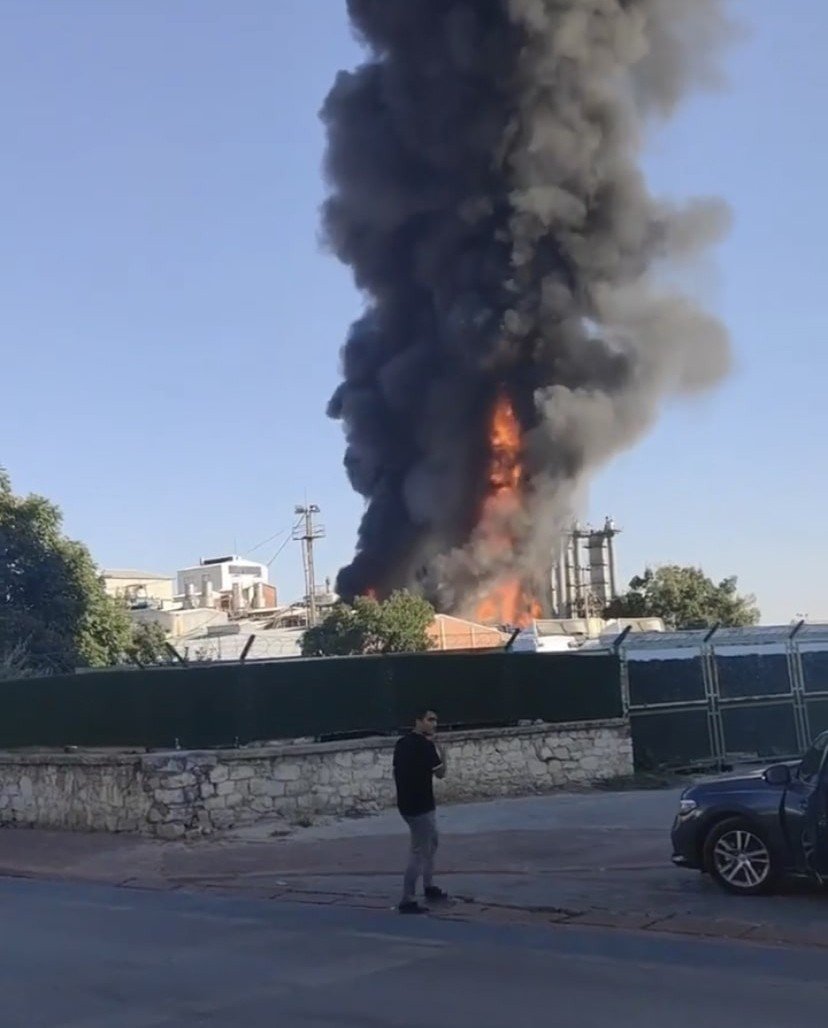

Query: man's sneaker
[398,900,428,915]
[424,886,450,904]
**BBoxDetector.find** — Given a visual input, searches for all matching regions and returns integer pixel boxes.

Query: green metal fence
[623,624,828,769]
[0,650,622,750]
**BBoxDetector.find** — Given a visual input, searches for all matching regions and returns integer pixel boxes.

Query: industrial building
[142,608,507,663]
[177,555,277,613]
[101,569,175,608]
[549,518,621,618]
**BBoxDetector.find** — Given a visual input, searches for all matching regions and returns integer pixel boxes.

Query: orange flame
[473,391,541,629]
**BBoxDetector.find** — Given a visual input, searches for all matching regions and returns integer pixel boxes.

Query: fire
[473,391,541,629]
[488,394,522,495]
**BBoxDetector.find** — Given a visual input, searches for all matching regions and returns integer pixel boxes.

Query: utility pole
[293,504,325,628]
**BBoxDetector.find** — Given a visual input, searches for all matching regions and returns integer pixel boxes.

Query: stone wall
[0,753,152,834]
[0,718,632,838]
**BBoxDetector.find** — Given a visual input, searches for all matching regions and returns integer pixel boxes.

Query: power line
[266,516,304,568]
[245,527,290,555]
[265,535,293,569]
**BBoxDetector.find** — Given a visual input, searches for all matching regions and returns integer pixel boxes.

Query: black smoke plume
[321,0,734,617]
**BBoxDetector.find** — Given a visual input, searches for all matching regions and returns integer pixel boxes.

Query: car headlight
[678,798,698,815]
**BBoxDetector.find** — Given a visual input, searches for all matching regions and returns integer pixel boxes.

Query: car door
[782,732,828,876]
[810,734,828,877]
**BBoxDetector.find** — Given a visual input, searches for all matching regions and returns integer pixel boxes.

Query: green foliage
[301,590,435,657]
[125,620,170,666]
[0,469,132,672]
[301,599,382,657]
[605,565,760,631]
[0,641,37,681]
[378,590,437,652]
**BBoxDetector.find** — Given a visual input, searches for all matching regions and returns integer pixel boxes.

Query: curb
[191,879,828,951]
[1,867,826,951]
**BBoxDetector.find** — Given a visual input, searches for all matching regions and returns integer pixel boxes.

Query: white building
[177,555,269,607]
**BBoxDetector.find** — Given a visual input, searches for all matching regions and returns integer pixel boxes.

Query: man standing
[393,708,449,914]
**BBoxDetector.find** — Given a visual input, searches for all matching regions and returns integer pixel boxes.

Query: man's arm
[432,740,447,780]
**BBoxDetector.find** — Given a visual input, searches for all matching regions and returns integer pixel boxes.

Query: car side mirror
[764,763,791,786]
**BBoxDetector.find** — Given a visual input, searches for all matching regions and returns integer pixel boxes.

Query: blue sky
[1,0,824,623]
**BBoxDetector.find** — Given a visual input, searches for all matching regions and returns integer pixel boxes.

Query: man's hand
[433,740,447,780]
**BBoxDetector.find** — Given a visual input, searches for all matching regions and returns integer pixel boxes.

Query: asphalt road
[223,788,828,936]
[1,877,826,1027]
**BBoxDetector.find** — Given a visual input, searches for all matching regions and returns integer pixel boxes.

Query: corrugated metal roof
[180,625,305,662]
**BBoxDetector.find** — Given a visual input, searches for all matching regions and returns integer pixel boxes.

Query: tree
[605,565,760,631]
[125,621,171,666]
[0,470,133,673]
[301,591,435,657]
[0,641,36,682]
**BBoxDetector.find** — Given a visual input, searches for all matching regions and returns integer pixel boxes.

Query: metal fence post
[701,624,726,768]
[239,635,256,663]
[613,626,632,718]
[164,643,188,666]
[787,620,810,750]
[504,628,521,652]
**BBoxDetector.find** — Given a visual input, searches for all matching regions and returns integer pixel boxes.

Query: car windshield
[798,732,828,783]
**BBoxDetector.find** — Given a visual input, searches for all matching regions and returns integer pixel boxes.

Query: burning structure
[551,518,620,619]
[322,0,733,627]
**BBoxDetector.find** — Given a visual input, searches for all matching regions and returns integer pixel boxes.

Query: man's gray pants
[401,810,438,903]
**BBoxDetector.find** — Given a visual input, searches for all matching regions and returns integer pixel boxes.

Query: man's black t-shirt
[393,732,441,818]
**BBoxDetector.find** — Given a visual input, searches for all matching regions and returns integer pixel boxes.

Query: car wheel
[703,817,778,896]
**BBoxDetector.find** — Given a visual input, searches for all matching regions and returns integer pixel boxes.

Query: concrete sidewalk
[1,788,827,949]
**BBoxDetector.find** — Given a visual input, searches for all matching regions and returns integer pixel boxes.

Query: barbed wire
[2,629,514,676]
[176,630,509,663]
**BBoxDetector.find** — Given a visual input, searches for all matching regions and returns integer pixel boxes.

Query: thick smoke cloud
[321,0,734,615]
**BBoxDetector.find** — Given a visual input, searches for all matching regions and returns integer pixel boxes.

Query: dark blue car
[671,731,828,895]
